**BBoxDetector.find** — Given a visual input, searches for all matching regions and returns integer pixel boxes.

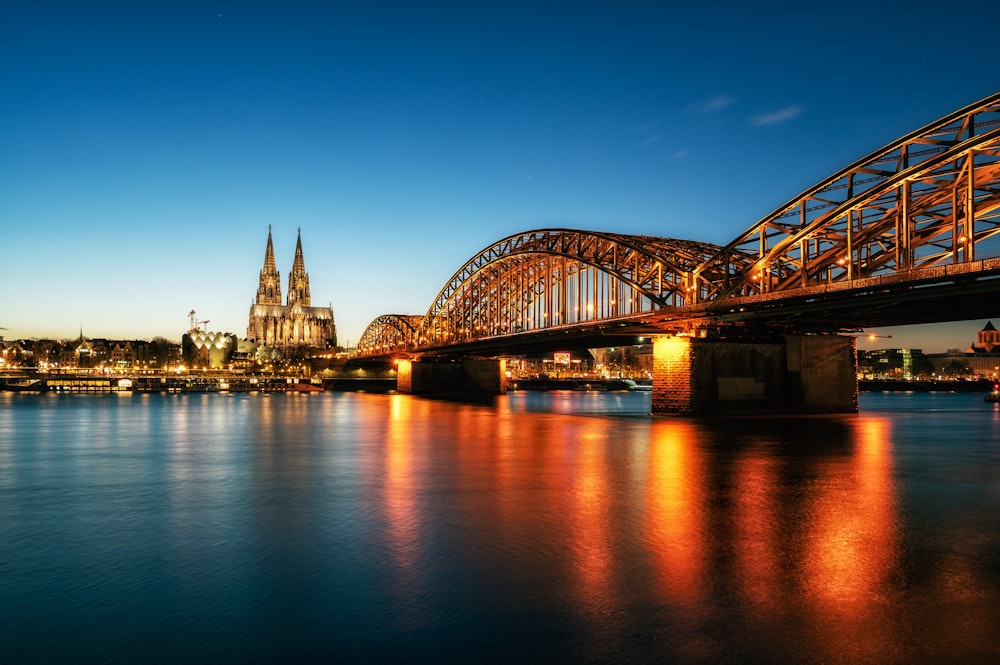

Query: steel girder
[691,91,1000,301]
[417,229,729,346]
[356,314,423,355]
[354,93,1000,354]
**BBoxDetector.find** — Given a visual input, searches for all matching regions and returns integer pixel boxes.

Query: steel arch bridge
[356,314,423,354]
[356,92,1000,356]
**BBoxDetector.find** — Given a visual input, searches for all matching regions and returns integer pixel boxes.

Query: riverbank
[4,374,992,394]
[0,374,328,394]
[859,378,996,392]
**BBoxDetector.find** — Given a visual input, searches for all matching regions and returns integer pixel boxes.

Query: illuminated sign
[553,352,571,365]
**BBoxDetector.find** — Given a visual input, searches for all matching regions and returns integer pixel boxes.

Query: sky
[2,1,999,353]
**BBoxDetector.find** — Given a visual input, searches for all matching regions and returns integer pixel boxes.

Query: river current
[1,390,998,664]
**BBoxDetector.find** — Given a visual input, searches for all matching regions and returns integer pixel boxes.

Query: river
[1,390,998,663]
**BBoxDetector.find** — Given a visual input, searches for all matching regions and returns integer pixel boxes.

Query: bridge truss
[416,231,735,346]
[356,314,423,355]
[691,92,1000,301]
[357,92,1000,356]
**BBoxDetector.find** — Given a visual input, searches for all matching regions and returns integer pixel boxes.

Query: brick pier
[652,334,858,416]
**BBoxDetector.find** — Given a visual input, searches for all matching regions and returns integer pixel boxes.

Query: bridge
[356,92,1000,415]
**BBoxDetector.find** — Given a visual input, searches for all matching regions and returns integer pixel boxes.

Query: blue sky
[2,1,998,352]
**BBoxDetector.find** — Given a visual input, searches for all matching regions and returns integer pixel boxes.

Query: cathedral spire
[287,227,311,307]
[255,226,282,305]
[248,227,335,348]
[263,225,278,275]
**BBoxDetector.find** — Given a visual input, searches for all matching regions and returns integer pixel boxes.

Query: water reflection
[803,417,897,607]
[568,418,616,621]
[731,450,780,612]
[1,392,998,664]
[383,394,423,604]
[646,421,706,606]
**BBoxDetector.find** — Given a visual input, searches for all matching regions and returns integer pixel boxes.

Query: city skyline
[3,2,999,352]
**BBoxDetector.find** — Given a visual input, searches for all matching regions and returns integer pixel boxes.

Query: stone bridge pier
[397,358,507,396]
[652,334,858,416]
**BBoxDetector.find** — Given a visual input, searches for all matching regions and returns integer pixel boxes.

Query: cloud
[672,149,689,160]
[747,105,804,127]
[687,94,734,115]
[633,121,662,146]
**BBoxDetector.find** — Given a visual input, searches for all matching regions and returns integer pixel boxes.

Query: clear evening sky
[2,1,998,352]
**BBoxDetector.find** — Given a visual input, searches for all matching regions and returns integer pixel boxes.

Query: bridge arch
[416,229,736,346]
[692,91,1000,301]
[356,314,423,355]
[354,92,1000,357]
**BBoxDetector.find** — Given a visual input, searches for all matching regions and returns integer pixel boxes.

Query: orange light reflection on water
[804,417,897,607]
[732,451,780,611]
[384,395,422,587]
[646,421,706,605]
[569,420,615,616]
[799,416,900,662]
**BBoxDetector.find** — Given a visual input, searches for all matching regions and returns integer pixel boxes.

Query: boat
[291,383,323,392]
[986,390,1000,402]
[623,379,653,392]
[289,379,324,392]
[0,377,47,392]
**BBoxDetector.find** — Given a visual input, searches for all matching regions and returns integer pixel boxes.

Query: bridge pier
[652,334,858,416]
[397,358,507,396]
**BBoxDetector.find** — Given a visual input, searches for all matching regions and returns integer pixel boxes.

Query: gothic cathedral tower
[286,228,311,307]
[248,228,337,350]
[255,226,283,306]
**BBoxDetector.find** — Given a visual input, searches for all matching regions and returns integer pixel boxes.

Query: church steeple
[255,225,282,306]
[286,227,311,307]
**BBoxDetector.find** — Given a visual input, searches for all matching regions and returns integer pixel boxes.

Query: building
[857,348,932,379]
[970,320,1000,354]
[925,321,1000,379]
[183,330,237,369]
[247,228,337,350]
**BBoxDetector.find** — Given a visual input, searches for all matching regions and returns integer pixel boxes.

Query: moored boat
[0,377,47,392]
[623,378,653,392]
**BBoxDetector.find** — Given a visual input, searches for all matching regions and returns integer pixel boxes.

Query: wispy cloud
[747,105,804,127]
[672,149,689,160]
[633,121,662,146]
[687,94,734,115]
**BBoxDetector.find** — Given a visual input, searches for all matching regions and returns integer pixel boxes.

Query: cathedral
[247,228,337,350]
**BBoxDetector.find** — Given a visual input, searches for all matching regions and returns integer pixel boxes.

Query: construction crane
[187,310,197,330]
[197,320,211,331]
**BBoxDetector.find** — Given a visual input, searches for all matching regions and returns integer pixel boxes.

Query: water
[1,390,998,664]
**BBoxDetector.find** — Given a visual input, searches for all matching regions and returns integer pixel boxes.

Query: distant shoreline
[859,378,995,392]
[2,374,995,394]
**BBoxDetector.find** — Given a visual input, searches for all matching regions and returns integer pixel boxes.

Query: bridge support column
[651,336,696,415]
[396,358,507,396]
[652,334,858,416]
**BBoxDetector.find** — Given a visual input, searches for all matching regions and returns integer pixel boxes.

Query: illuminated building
[183,330,237,369]
[970,320,1000,354]
[247,227,337,350]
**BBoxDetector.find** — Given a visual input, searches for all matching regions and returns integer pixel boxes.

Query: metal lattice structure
[356,314,423,355]
[690,92,1000,301]
[358,92,1000,356]
[415,230,731,346]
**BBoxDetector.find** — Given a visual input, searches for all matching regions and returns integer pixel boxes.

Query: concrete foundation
[652,334,857,416]
[396,358,507,396]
